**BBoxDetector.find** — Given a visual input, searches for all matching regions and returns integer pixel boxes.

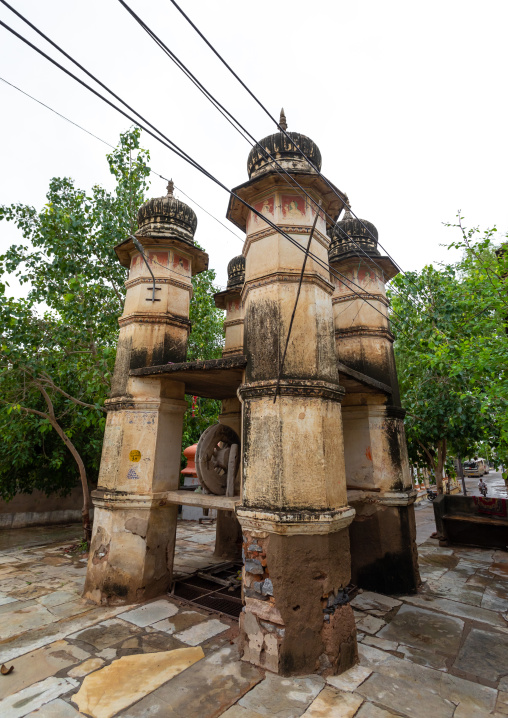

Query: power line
[117,0,417,311]
[0,75,243,244]
[167,0,430,305]
[0,15,410,333]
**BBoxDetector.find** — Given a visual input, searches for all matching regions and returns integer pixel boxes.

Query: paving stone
[151,609,207,634]
[67,657,105,677]
[496,692,508,716]
[72,646,204,718]
[397,644,449,670]
[499,677,508,691]
[174,618,229,646]
[401,593,508,628]
[377,604,464,653]
[0,676,78,718]
[221,707,264,718]
[46,599,94,619]
[358,644,497,716]
[0,594,18,606]
[25,697,82,717]
[37,590,79,608]
[425,581,485,607]
[362,635,399,652]
[350,592,402,617]
[0,639,89,700]
[482,587,508,613]
[118,599,179,627]
[239,672,325,717]
[454,627,508,681]
[96,648,117,659]
[68,618,142,649]
[326,664,372,692]
[0,602,57,640]
[355,614,385,635]
[356,703,399,717]
[357,672,455,718]
[122,645,263,718]
[301,686,363,717]
[1,605,128,663]
[419,552,459,569]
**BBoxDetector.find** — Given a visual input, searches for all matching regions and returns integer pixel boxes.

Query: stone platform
[0,506,507,717]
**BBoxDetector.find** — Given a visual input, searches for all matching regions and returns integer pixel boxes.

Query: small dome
[329,208,380,264]
[136,180,197,245]
[247,109,322,180]
[227,255,245,289]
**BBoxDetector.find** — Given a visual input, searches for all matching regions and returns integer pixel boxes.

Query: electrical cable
[0,16,410,333]
[167,0,431,304]
[0,76,243,244]
[117,0,417,311]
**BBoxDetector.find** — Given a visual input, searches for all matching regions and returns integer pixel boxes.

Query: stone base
[83,501,178,605]
[239,527,358,676]
[214,510,243,560]
[348,500,420,594]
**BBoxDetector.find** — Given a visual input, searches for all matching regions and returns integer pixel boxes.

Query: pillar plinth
[84,182,208,604]
[329,213,420,594]
[227,136,356,675]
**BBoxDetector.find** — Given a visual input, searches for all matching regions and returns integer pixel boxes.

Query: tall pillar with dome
[328,209,420,594]
[227,112,358,676]
[83,182,208,605]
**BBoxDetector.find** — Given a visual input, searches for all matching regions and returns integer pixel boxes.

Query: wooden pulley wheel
[195,424,240,496]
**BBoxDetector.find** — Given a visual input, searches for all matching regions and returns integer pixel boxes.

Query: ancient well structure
[84,114,419,676]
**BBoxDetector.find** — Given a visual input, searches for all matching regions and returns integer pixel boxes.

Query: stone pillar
[213,256,246,559]
[227,118,356,676]
[84,181,208,605]
[329,210,420,594]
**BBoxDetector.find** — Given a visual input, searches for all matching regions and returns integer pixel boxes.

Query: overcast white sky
[1,0,507,294]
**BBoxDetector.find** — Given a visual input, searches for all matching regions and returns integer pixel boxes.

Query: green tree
[0,127,225,538]
[390,251,507,493]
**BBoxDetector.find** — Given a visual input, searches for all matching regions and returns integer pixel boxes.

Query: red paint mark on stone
[366,446,372,461]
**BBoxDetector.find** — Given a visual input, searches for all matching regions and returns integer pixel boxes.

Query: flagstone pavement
[0,504,507,718]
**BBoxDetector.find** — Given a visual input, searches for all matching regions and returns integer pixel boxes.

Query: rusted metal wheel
[195,424,240,496]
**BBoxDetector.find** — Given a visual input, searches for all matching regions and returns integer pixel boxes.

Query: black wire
[118,0,416,311]
[168,0,431,304]
[0,16,410,333]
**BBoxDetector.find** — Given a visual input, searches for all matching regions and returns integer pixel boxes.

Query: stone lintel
[347,489,417,507]
[236,505,355,535]
[226,170,347,233]
[92,488,241,512]
[242,270,334,299]
[337,362,393,395]
[104,396,188,413]
[330,255,399,282]
[115,235,208,275]
[335,326,394,342]
[239,378,345,402]
[118,313,192,330]
[214,286,241,310]
[332,291,389,307]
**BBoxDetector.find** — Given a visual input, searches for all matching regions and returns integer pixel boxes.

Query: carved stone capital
[238,378,345,402]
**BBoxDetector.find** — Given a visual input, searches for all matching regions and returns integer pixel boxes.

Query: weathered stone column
[227,118,357,676]
[84,182,208,604]
[213,256,245,559]
[329,210,420,594]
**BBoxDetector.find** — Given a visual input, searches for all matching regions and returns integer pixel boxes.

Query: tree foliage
[0,127,225,535]
[390,216,508,491]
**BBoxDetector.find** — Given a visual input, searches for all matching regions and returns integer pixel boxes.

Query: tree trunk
[436,438,447,495]
[34,384,93,545]
[48,418,92,543]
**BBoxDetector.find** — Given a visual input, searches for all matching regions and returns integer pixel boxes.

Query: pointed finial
[343,200,352,219]
[279,108,287,131]
[166,179,174,197]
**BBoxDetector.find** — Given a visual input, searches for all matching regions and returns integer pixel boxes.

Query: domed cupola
[227,255,245,289]
[246,109,322,180]
[136,180,197,245]
[329,208,380,264]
